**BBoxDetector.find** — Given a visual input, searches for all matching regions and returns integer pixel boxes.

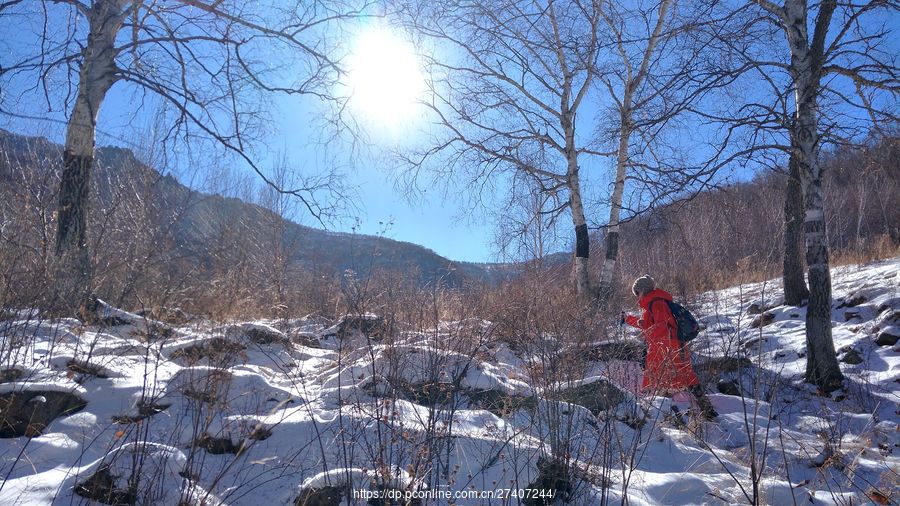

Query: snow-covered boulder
[168,337,247,366]
[0,382,87,437]
[836,289,870,308]
[82,298,174,341]
[225,322,289,346]
[875,327,899,346]
[749,311,776,328]
[74,442,220,505]
[322,313,385,340]
[875,308,900,327]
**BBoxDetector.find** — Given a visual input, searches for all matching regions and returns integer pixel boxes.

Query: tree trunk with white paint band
[783,0,843,392]
[782,141,809,306]
[558,87,593,302]
[569,148,592,302]
[598,118,631,300]
[56,0,125,310]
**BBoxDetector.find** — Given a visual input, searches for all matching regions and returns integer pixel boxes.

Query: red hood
[638,288,673,309]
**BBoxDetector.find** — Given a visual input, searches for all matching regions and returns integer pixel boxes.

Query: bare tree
[721,0,899,391]
[396,0,607,302]
[0,0,365,311]
[593,0,743,298]
[494,170,563,265]
[594,0,678,299]
[256,154,306,317]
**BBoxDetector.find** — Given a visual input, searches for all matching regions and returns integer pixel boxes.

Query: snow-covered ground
[1,258,897,505]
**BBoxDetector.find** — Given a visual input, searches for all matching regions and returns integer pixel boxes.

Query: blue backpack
[650,298,700,344]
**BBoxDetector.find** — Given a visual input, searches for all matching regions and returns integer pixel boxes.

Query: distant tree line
[615,134,899,295]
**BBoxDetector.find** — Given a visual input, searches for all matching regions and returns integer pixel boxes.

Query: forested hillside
[614,136,899,295]
[0,129,535,317]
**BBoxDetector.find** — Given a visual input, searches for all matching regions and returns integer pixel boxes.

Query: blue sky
[1,1,895,264]
[0,7,616,264]
[0,9,507,263]
[1,89,502,262]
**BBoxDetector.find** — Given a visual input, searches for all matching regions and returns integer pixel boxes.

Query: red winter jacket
[624,288,700,392]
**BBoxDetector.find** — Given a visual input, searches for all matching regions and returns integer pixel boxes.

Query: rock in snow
[875,327,899,347]
[0,388,87,438]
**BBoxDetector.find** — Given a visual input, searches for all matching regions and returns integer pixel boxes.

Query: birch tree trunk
[597,119,630,299]
[782,142,809,306]
[796,97,842,391]
[784,0,843,392]
[566,117,592,302]
[596,0,670,301]
[56,0,125,309]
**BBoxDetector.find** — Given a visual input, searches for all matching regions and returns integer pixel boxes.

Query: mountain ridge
[0,128,569,288]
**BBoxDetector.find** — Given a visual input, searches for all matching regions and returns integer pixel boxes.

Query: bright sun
[345,28,425,129]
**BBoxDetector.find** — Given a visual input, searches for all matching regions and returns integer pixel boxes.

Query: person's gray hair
[631,275,656,297]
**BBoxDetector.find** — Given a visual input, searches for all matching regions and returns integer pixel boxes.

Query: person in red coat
[623,275,717,418]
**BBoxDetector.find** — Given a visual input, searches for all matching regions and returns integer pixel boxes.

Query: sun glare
[345,28,425,130]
